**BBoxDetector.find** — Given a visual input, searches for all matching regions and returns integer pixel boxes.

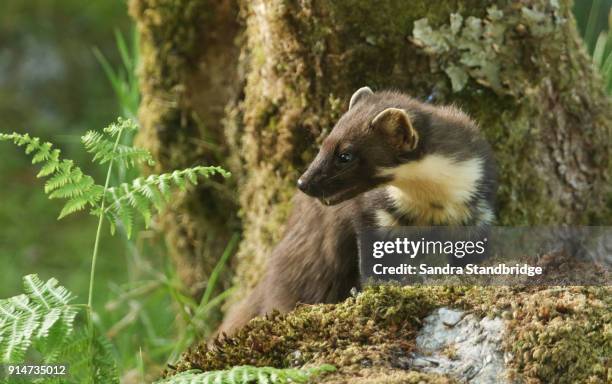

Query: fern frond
[0,295,38,362]
[103,116,139,137]
[0,275,77,363]
[23,275,76,311]
[50,330,119,384]
[82,129,154,168]
[0,133,104,219]
[156,365,336,384]
[37,149,61,177]
[48,172,93,199]
[59,195,96,219]
[44,161,77,193]
[104,166,229,238]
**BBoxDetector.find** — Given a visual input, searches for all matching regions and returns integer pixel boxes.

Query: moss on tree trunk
[129,0,240,296]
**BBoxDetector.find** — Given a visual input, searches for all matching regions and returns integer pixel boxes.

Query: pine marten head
[298,87,496,224]
[298,87,418,205]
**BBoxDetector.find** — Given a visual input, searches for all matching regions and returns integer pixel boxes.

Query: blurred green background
[0,0,610,380]
[1,0,128,296]
[0,0,180,379]
[0,1,127,315]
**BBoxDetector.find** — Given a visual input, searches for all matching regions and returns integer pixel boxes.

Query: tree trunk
[129,0,241,296]
[132,0,611,296]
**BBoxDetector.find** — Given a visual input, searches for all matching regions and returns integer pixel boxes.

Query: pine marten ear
[371,108,419,152]
[349,86,373,110]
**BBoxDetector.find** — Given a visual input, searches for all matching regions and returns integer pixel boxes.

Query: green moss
[130,0,208,163]
[471,95,564,224]
[455,286,611,383]
[178,285,456,369]
[174,285,610,383]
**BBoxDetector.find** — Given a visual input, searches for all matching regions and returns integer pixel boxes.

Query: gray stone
[412,307,509,383]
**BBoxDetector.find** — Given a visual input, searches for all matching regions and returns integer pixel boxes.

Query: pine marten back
[218,87,497,335]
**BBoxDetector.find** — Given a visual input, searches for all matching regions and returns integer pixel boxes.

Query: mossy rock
[174,285,610,383]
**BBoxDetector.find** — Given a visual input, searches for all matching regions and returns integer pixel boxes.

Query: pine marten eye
[337,152,355,164]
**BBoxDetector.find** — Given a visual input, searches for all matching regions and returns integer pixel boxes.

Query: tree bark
[132,0,611,297]
[129,0,241,296]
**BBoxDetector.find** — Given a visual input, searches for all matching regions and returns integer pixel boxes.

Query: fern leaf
[37,149,61,177]
[114,144,155,167]
[24,137,40,155]
[184,168,198,185]
[48,173,93,199]
[0,295,39,362]
[107,186,133,237]
[106,210,119,236]
[197,166,230,179]
[130,191,153,227]
[0,275,77,363]
[172,170,187,190]
[157,175,171,196]
[117,200,134,238]
[104,165,229,237]
[139,181,165,210]
[82,121,154,168]
[31,142,52,164]
[155,365,336,384]
[35,308,61,339]
[24,275,78,347]
[44,161,75,193]
[103,116,138,137]
[0,133,103,218]
[44,330,119,384]
[23,275,76,309]
[59,196,92,219]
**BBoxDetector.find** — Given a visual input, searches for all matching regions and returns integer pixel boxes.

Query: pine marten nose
[297,178,307,192]
[298,177,319,196]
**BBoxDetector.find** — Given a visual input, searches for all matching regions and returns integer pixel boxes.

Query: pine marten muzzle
[218,87,497,335]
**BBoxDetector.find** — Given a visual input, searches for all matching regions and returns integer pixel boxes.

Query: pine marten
[218,87,496,335]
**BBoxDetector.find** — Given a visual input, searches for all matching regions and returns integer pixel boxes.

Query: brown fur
[218,89,496,335]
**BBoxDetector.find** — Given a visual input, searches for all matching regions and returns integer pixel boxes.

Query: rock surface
[413,307,508,383]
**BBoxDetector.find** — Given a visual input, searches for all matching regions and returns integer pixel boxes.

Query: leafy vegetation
[0,132,103,220]
[0,275,77,363]
[1,119,228,244]
[0,275,119,384]
[93,29,140,120]
[0,119,332,383]
[574,0,612,94]
[0,118,229,382]
[592,10,612,93]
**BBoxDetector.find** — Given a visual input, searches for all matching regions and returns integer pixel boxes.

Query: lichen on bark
[409,0,612,224]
